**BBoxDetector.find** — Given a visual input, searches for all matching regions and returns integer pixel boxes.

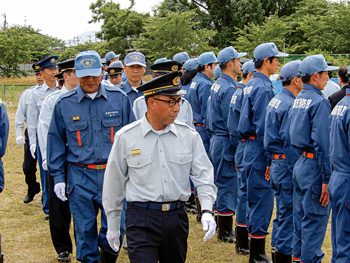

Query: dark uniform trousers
[126,202,189,263]
[48,162,72,254]
[23,128,39,195]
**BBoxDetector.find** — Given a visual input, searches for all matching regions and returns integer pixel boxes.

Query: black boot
[23,182,40,204]
[275,251,292,263]
[217,216,235,243]
[100,250,118,263]
[195,196,202,222]
[235,226,249,255]
[249,238,272,263]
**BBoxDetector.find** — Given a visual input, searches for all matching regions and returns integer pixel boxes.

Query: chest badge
[72,116,80,121]
[131,149,141,156]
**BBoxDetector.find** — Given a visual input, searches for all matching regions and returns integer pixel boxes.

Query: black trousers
[22,129,39,195]
[48,167,72,254]
[126,204,189,263]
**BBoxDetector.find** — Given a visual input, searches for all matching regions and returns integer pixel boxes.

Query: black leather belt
[127,201,184,211]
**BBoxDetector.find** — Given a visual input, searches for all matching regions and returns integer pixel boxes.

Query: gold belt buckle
[96,164,104,170]
[162,204,170,211]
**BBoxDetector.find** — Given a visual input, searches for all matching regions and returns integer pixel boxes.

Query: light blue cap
[105,51,120,62]
[154,57,169,65]
[299,54,339,77]
[75,50,102,78]
[37,56,58,69]
[214,65,222,80]
[253,42,289,61]
[198,51,218,66]
[109,61,123,69]
[173,52,190,64]
[217,46,247,65]
[183,58,198,72]
[101,58,106,64]
[241,61,256,74]
[280,60,302,81]
[124,52,146,67]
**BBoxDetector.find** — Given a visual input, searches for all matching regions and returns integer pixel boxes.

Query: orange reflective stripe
[111,127,114,143]
[249,136,258,140]
[76,130,82,146]
[273,154,286,159]
[302,152,314,159]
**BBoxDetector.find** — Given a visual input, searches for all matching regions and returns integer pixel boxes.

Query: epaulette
[116,120,141,136]
[55,89,77,103]
[103,83,128,97]
[174,120,196,132]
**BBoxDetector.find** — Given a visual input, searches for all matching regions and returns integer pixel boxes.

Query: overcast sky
[1,0,162,41]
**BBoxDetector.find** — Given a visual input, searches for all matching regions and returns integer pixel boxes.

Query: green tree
[0,25,64,77]
[132,11,218,63]
[89,0,149,56]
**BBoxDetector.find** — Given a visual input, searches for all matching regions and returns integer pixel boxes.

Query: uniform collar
[197,72,213,81]
[346,87,350,96]
[61,86,69,93]
[236,82,246,89]
[302,83,324,97]
[281,87,296,99]
[121,79,144,94]
[252,72,272,83]
[140,115,177,137]
[76,84,108,102]
[42,81,58,91]
[220,73,237,86]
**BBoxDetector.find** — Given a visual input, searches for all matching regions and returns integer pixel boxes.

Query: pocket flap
[67,121,88,132]
[223,153,235,163]
[169,154,192,165]
[127,155,152,168]
[102,118,121,127]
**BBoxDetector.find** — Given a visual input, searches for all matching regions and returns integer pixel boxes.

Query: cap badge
[171,65,178,71]
[130,55,140,61]
[50,58,56,64]
[110,69,115,74]
[81,58,96,68]
[35,65,40,70]
[172,76,180,86]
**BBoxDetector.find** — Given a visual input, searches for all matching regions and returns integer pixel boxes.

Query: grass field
[0,79,333,262]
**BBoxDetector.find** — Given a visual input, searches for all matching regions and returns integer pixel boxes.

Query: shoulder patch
[116,120,141,136]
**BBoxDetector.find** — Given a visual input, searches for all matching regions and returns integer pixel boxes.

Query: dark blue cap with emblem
[57,58,75,73]
[32,62,42,73]
[75,50,102,78]
[108,61,124,76]
[150,60,183,74]
[36,56,58,70]
[137,71,185,97]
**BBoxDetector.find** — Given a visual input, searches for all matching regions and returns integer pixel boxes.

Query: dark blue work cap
[137,71,185,97]
[36,56,58,69]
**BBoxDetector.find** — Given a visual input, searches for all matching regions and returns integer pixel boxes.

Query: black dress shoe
[45,214,49,220]
[23,183,41,204]
[58,251,71,262]
[23,194,34,204]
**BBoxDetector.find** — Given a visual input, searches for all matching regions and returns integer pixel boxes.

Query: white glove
[201,212,216,242]
[54,182,67,202]
[42,159,48,171]
[107,230,120,253]
[16,136,25,147]
[30,144,36,159]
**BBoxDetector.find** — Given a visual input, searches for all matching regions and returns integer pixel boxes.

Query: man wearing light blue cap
[238,42,288,263]
[47,50,136,263]
[264,60,303,262]
[103,51,121,81]
[27,55,60,219]
[118,51,146,105]
[188,51,218,153]
[227,59,255,256]
[206,46,246,244]
[289,54,337,263]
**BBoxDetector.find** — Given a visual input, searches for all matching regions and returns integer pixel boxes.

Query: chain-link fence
[0,84,32,105]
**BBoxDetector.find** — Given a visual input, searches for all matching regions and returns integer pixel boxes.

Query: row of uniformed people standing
[185,43,347,263]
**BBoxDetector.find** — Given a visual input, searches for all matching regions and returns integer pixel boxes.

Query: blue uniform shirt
[330,88,350,172]
[47,83,136,184]
[181,81,192,101]
[289,83,331,184]
[264,88,299,171]
[207,73,237,136]
[228,83,245,140]
[188,72,213,126]
[0,98,9,192]
[117,80,144,105]
[238,72,275,142]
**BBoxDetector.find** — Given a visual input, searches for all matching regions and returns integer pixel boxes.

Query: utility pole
[2,13,7,28]
[24,16,26,26]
